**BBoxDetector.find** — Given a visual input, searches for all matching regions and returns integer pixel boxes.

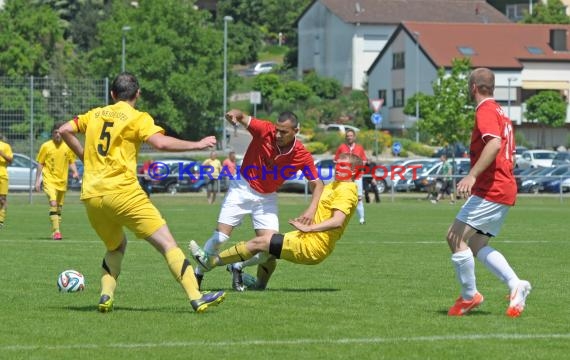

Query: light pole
[507,77,517,120]
[529,0,533,15]
[414,31,420,142]
[222,16,233,151]
[121,26,131,72]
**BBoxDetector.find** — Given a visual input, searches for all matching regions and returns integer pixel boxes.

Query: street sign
[371,113,382,126]
[369,99,384,113]
[392,141,402,155]
[250,91,262,105]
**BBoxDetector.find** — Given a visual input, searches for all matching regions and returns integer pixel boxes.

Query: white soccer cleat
[506,280,532,318]
[189,240,213,271]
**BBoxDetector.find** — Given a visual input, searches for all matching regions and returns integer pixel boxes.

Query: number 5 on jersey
[98,121,114,156]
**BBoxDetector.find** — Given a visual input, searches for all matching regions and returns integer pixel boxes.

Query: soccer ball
[57,269,85,292]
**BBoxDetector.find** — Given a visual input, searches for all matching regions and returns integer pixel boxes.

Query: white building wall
[521,62,570,123]
[351,25,393,89]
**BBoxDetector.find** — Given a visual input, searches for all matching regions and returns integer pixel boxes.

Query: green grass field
[1,192,569,359]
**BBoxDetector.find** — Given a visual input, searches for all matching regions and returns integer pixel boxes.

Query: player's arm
[59,122,84,162]
[0,150,13,164]
[69,160,79,179]
[34,163,44,192]
[289,209,346,233]
[457,136,500,196]
[146,133,216,151]
[296,178,324,224]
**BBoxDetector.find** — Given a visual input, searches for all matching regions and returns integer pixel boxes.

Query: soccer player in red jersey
[446,68,531,317]
[334,129,367,224]
[194,109,324,291]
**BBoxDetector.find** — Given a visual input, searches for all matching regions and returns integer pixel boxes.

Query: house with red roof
[296,0,510,90]
[366,22,570,148]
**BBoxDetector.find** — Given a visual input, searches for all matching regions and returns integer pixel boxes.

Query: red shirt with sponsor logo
[334,143,367,163]
[470,98,517,205]
[241,117,318,194]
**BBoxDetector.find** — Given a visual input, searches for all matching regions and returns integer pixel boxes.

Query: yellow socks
[217,241,253,265]
[49,206,59,232]
[100,250,123,299]
[165,247,201,300]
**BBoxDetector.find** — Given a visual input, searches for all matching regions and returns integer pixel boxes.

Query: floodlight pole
[121,26,131,72]
[414,31,420,142]
[222,16,233,150]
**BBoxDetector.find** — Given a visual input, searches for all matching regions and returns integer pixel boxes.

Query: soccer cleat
[226,264,245,292]
[359,218,365,225]
[98,295,113,313]
[242,272,258,289]
[190,290,226,313]
[506,280,532,318]
[188,240,212,271]
[53,231,62,240]
[195,272,204,290]
[448,292,484,316]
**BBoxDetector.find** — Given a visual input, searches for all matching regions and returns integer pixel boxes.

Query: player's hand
[198,136,217,149]
[294,212,314,226]
[225,109,245,125]
[34,183,41,192]
[288,218,311,232]
[456,174,475,198]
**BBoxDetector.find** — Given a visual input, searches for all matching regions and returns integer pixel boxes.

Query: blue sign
[392,141,402,155]
[371,112,383,126]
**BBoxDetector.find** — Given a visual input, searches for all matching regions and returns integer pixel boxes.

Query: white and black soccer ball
[57,269,85,292]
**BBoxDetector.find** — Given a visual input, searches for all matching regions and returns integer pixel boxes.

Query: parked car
[280,157,336,192]
[518,166,563,193]
[514,166,545,193]
[370,158,436,193]
[538,166,570,193]
[8,153,38,191]
[516,150,557,169]
[244,61,278,76]
[552,151,570,166]
[67,160,83,191]
[323,124,360,134]
[144,159,198,194]
[177,161,230,193]
[413,158,471,193]
[392,159,439,192]
[515,146,529,160]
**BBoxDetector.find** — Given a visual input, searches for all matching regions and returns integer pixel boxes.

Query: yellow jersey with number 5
[69,101,164,199]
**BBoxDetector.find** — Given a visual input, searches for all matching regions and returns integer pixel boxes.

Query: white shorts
[456,195,510,237]
[355,178,363,197]
[218,177,279,231]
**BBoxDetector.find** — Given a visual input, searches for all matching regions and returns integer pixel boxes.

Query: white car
[516,150,557,169]
[8,153,38,191]
[244,61,278,76]
[324,124,360,134]
[280,157,336,192]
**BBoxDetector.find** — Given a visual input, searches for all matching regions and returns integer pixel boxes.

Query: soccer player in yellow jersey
[0,135,13,228]
[202,150,222,204]
[35,122,79,240]
[59,72,225,313]
[190,153,362,289]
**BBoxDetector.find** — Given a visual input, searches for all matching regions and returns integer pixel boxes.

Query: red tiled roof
[312,0,510,25]
[403,22,570,69]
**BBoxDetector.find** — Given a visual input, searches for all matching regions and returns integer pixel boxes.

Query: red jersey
[334,143,367,163]
[241,117,318,194]
[470,98,517,205]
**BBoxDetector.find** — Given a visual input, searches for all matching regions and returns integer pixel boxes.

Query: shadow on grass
[436,309,492,316]
[60,305,191,313]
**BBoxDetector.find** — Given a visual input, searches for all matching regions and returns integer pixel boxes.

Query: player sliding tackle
[190,153,361,282]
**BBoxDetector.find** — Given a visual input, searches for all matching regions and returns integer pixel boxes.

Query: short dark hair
[111,72,140,101]
[52,121,65,132]
[277,111,299,128]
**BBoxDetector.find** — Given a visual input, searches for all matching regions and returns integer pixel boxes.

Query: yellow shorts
[42,182,66,204]
[277,232,333,265]
[83,189,166,251]
[0,176,7,195]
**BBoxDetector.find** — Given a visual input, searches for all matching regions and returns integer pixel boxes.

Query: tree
[0,0,72,77]
[524,90,567,147]
[522,0,570,24]
[406,58,474,151]
[87,0,227,140]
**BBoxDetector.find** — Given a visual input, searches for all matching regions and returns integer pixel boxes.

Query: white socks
[195,231,230,276]
[451,248,478,300]
[234,251,271,270]
[476,245,520,291]
[357,200,364,222]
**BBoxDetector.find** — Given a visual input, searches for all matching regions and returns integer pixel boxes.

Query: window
[458,46,476,56]
[392,52,405,69]
[393,89,404,107]
[363,34,387,52]
[526,46,544,55]
[378,90,387,102]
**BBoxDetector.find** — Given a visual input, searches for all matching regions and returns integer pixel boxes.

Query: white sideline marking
[3,333,570,351]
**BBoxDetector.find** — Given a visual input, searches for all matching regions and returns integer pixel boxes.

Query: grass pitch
[1,192,569,359]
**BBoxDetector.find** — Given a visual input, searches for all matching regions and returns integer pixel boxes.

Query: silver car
[8,153,38,191]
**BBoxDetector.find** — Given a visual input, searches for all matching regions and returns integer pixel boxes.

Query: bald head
[469,68,495,97]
